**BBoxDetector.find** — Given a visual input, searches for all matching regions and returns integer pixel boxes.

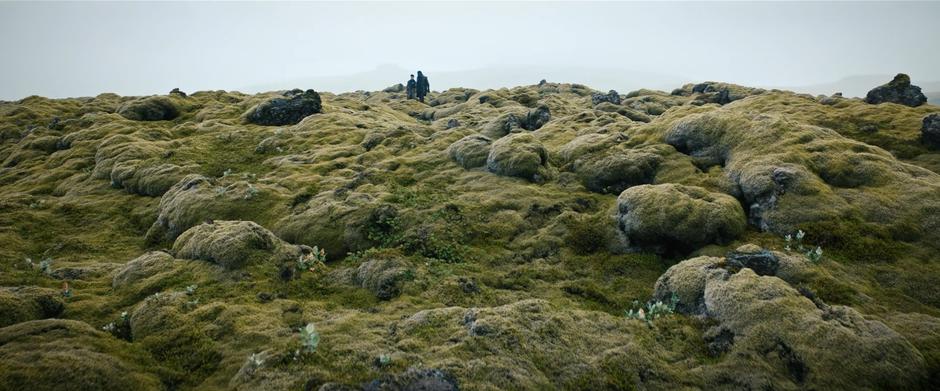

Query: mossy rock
[117,96,180,121]
[486,133,551,182]
[864,73,927,107]
[112,251,176,289]
[274,192,382,260]
[704,269,927,389]
[616,184,746,251]
[572,145,663,194]
[0,286,65,327]
[146,174,276,243]
[246,89,322,126]
[172,220,303,270]
[447,134,492,169]
[353,257,410,300]
[0,319,162,390]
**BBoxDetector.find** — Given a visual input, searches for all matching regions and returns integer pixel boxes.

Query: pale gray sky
[1,1,938,100]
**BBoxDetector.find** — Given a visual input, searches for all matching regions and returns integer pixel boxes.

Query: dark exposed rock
[921,113,940,148]
[523,104,551,130]
[247,89,322,126]
[169,88,187,98]
[446,118,460,129]
[725,248,779,276]
[864,73,927,107]
[591,90,621,105]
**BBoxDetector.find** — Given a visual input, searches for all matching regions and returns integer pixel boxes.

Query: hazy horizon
[2,1,939,100]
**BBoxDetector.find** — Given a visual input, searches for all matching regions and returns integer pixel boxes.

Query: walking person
[406,74,416,100]
[416,71,430,103]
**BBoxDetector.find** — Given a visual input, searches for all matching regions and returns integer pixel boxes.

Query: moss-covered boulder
[112,251,176,289]
[145,175,272,243]
[486,133,551,182]
[572,145,663,194]
[447,134,492,169]
[616,184,746,251]
[172,220,304,270]
[0,286,65,327]
[480,105,551,138]
[354,258,410,300]
[0,319,162,390]
[704,269,927,389]
[651,256,725,315]
[92,134,190,196]
[117,96,180,121]
[246,89,322,126]
[864,73,927,107]
[274,192,384,260]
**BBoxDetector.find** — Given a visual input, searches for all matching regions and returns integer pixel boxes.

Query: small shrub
[103,311,132,340]
[296,246,327,274]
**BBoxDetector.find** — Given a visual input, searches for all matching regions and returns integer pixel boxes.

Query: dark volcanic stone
[864,73,927,107]
[591,90,621,105]
[921,113,940,148]
[726,249,779,276]
[247,89,322,126]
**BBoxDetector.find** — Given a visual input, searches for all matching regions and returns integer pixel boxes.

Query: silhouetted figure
[406,74,416,100]
[416,71,430,103]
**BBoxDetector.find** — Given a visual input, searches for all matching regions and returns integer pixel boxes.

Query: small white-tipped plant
[378,353,392,367]
[222,168,233,177]
[215,186,228,196]
[784,234,792,251]
[245,352,265,374]
[38,257,53,275]
[298,323,320,354]
[244,184,259,200]
[807,246,823,263]
[185,284,198,295]
[625,293,679,326]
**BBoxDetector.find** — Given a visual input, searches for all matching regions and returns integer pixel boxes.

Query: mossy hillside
[1,81,939,389]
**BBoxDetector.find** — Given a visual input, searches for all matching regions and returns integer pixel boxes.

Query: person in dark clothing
[406,74,416,100]
[416,71,430,103]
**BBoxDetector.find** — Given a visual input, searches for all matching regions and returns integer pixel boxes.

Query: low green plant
[625,293,678,326]
[296,246,327,274]
[376,353,391,367]
[243,184,259,200]
[103,311,131,340]
[294,323,320,357]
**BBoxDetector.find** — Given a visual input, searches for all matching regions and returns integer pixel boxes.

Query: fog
[1,1,938,100]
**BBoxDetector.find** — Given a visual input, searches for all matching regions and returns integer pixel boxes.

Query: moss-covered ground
[1,82,939,390]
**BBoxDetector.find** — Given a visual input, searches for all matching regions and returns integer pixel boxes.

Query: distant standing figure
[416,71,430,103]
[406,74,416,100]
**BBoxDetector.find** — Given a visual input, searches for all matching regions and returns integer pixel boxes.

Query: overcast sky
[1,1,938,100]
